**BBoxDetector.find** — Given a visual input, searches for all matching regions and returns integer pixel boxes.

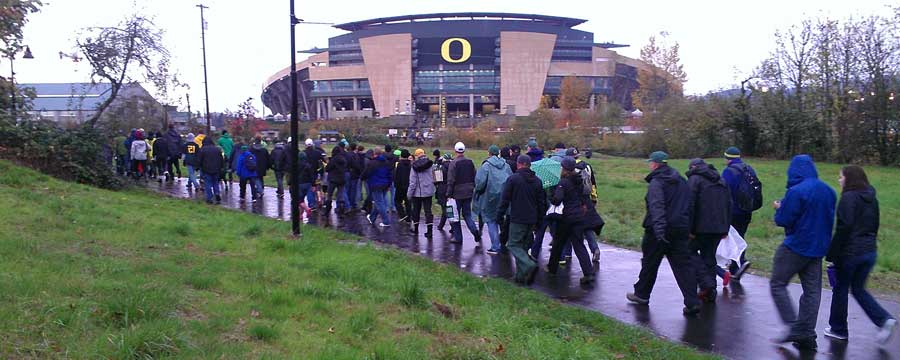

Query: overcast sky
[9,0,895,114]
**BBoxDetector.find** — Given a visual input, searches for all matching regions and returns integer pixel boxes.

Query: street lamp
[8,45,34,120]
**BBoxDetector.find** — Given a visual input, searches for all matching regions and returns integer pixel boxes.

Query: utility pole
[186,93,192,128]
[289,0,301,237]
[197,4,211,134]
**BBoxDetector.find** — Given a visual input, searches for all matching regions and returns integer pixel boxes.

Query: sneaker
[366,216,374,225]
[878,318,896,344]
[722,271,731,287]
[733,261,752,280]
[215,195,221,202]
[592,251,600,263]
[378,223,390,227]
[486,248,499,255]
[626,292,649,305]
[823,327,848,341]
[580,275,596,285]
[683,304,701,316]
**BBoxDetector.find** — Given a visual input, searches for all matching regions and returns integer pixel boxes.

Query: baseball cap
[565,147,579,158]
[647,151,669,164]
[305,138,313,146]
[561,157,577,171]
[454,142,466,153]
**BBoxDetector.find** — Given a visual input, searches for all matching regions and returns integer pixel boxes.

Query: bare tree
[77,14,171,127]
[855,16,900,165]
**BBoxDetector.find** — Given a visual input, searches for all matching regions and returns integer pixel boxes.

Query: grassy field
[0,160,714,359]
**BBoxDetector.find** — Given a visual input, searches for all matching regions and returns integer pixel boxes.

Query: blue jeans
[486,221,501,251]
[186,165,200,188]
[369,189,390,225]
[347,176,360,209]
[298,183,312,205]
[203,173,220,202]
[306,185,318,208]
[451,198,480,243]
[389,184,396,211]
[531,217,556,257]
[828,252,893,335]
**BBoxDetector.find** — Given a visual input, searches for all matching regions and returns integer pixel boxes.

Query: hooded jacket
[152,135,170,161]
[197,138,224,175]
[526,148,545,162]
[498,167,546,225]
[130,133,148,161]
[183,136,200,167]
[218,133,234,159]
[362,155,393,191]
[235,150,259,179]
[774,155,836,258]
[686,163,732,235]
[304,146,325,175]
[325,148,348,185]
[250,143,272,177]
[408,157,436,198]
[348,151,364,180]
[827,186,879,261]
[551,173,591,225]
[165,129,182,157]
[474,156,512,223]
[446,155,476,200]
[393,157,412,191]
[642,164,692,241]
[270,143,288,172]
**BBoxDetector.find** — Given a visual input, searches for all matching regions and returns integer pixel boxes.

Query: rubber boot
[409,222,418,235]
[424,224,433,238]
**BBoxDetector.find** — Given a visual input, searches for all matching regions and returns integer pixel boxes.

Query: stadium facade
[261,12,649,121]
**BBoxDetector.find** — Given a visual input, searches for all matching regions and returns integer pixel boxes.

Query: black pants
[548,221,594,277]
[633,228,700,307]
[729,213,752,273]
[410,196,434,225]
[692,233,725,291]
[394,190,410,219]
[239,177,259,199]
[435,194,448,225]
[167,157,181,178]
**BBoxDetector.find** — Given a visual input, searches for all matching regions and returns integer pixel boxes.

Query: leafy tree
[227,97,267,140]
[559,76,590,127]
[1,0,42,119]
[77,14,171,127]
[632,33,687,112]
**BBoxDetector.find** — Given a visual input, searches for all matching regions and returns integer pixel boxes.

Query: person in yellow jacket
[194,133,206,148]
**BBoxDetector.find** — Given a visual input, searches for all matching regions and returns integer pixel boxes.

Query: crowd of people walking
[117,128,896,350]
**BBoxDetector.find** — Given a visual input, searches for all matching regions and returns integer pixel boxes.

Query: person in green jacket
[474,145,512,254]
[218,130,235,186]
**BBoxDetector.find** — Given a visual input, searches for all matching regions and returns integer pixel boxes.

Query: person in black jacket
[182,133,201,189]
[164,125,183,180]
[628,151,701,315]
[393,149,413,222]
[346,144,364,210]
[685,159,732,303]
[270,141,289,197]
[546,158,596,284]
[824,165,896,343]
[324,146,349,214]
[303,139,324,209]
[498,155,547,284]
[290,151,315,218]
[434,151,451,230]
[152,133,170,182]
[197,137,224,204]
[250,140,271,193]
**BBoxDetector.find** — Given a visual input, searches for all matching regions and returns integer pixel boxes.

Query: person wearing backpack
[130,130,149,180]
[235,145,261,201]
[685,159,732,303]
[721,146,761,281]
[474,145,513,254]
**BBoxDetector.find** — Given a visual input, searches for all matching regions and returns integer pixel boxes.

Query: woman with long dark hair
[824,165,896,344]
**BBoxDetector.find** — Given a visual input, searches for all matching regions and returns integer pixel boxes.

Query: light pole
[288,3,332,237]
[197,4,211,134]
[8,45,34,120]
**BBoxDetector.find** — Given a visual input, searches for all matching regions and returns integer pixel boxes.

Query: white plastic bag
[716,226,748,268]
[446,198,459,223]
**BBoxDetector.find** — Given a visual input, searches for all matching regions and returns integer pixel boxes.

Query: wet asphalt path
[148,180,899,360]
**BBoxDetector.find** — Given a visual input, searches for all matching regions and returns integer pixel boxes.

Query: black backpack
[729,163,763,212]
[245,153,258,172]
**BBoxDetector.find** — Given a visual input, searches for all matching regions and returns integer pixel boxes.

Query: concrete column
[469,94,475,118]
[316,99,323,120]
[327,98,333,119]
[353,97,358,111]
[589,94,596,111]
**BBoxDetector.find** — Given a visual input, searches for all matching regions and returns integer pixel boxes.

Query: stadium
[261,12,650,123]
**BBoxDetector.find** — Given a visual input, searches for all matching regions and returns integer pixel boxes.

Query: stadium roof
[334,12,587,31]
[19,83,113,111]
